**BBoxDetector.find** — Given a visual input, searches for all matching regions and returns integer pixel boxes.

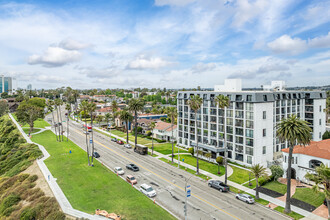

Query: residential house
[282,139,330,183]
[153,121,177,141]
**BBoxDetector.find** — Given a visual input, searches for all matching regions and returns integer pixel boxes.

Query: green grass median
[31,130,175,220]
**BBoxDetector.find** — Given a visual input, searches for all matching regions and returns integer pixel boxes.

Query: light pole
[178,145,180,168]
[184,176,192,220]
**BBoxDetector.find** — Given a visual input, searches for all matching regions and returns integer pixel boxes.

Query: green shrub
[188,148,194,156]
[0,193,21,215]
[258,176,270,186]
[20,207,37,220]
[270,165,284,180]
[28,175,38,183]
[18,174,30,182]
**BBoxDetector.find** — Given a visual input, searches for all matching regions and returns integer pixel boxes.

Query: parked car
[117,140,124,145]
[236,194,255,204]
[93,152,100,158]
[126,175,137,185]
[126,164,139,172]
[124,144,132,149]
[114,167,125,175]
[111,138,117,142]
[140,184,156,197]
[208,180,230,192]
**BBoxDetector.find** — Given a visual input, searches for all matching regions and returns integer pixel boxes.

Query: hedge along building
[282,139,330,181]
[176,79,326,167]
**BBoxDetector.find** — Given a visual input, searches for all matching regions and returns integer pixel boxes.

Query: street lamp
[184,176,193,220]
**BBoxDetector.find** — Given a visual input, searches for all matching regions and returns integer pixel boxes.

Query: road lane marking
[71,126,240,220]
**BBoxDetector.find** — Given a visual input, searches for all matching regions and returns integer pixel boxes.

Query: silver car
[235,193,255,204]
[124,144,132,149]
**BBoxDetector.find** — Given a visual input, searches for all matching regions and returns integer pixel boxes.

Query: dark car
[93,152,100,158]
[324,199,328,206]
[126,163,139,172]
[208,180,230,192]
[117,140,124,145]
[111,138,117,142]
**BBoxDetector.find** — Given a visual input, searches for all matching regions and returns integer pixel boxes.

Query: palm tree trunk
[171,118,174,163]
[59,105,63,141]
[134,111,137,147]
[224,106,228,184]
[56,106,61,142]
[91,113,94,164]
[85,116,90,166]
[51,111,58,141]
[152,135,154,156]
[67,111,69,142]
[126,120,129,143]
[285,146,294,213]
[255,177,259,199]
[195,114,199,175]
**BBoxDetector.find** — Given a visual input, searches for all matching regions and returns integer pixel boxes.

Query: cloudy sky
[1,0,330,89]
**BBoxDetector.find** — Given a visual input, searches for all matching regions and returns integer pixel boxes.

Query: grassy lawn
[292,187,325,207]
[149,143,187,155]
[31,130,175,220]
[274,206,304,219]
[173,155,225,177]
[12,113,50,128]
[22,127,41,134]
[159,158,210,180]
[263,181,287,195]
[228,165,251,184]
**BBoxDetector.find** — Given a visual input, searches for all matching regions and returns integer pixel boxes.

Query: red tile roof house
[152,121,177,141]
[136,118,159,134]
[282,139,330,183]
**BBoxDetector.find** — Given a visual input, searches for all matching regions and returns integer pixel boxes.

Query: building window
[262,146,266,154]
[285,156,286,163]
[263,129,266,137]
[320,105,322,112]
[247,156,252,164]
[296,157,298,164]
[247,95,252,101]
[319,132,321,139]
[263,111,266,119]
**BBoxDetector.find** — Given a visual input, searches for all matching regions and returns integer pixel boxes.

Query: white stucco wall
[313,99,326,141]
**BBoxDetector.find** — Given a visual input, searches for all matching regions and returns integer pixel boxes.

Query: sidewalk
[9,114,105,220]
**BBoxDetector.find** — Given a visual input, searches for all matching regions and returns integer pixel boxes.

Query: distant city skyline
[0,0,330,89]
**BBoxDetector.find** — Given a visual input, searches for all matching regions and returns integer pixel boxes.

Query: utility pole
[184,176,192,220]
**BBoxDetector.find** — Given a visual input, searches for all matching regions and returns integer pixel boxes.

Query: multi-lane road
[48,114,288,220]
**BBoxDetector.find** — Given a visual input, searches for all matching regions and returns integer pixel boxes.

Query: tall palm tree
[47,100,58,141]
[187,95,203,175]
[150,122,156,156]
[276,114,312,213]
[96,115,104,127]
[250,164,268,199]
[54,99,62,142]
[215,94,230,184]
[79,100,90,166]
[305,164,330,218]
[128,98,145,148]
[65,103,71,142]
[88,102,97,164]
[72,89,80,115]
[119,110,133,144]
[167,107,177,163]
[104,113,112,130]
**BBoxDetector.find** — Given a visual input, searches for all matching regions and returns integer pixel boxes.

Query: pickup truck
[208,180,230,192]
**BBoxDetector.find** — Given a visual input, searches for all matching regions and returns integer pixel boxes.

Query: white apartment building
[176,79,326,167]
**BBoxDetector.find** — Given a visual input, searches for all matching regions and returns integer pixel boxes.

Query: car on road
[126,175,137,185]
[111,138,117,142]
[124,144,132,149]
[114,167,125,175]
[236,194,255,204]
[126,164,139,172]
[93,152,100,158]
[140,184,156,197]
[208,180,230,192]
[117,140,124,145]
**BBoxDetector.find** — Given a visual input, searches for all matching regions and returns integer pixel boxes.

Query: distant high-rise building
[27,84,32,90]
[0,75,15,94]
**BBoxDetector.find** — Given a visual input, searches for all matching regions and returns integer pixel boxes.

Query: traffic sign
[90,139,93,144]
[186,185,191,198]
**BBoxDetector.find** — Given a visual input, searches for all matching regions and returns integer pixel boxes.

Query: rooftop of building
[154,121,177,132]
[282,139,330,160]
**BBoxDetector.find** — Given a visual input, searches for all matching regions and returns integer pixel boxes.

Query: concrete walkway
[9,114,105,220]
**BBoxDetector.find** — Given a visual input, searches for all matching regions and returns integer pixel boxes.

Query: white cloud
[267,35,307,55]
[127,55,172,70]
[59,38,91,50]
[28,47,82,67]
[309,32,330,48]
[191,62,216,73]
[154,0,195,7]
[79,66,120,79]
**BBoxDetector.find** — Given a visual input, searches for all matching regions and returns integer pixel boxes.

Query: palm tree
[119,110,133,144]
[88,102,97,164]
[150,122,156,156]
[65,103,71,141]
[167,107,177,163]
[104,113,112,130]
[187,95,203,175]
[55,98,64,141]
[276,114,312,213]
[128,98,145,148]
[79,100,90,166]
[72,90,80,116]
[305,164,330,218]
[96,115,104,127]
[54,99,62,141]
[47,100,58,141]
[215,94,230,184]
[250,164,268,200]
